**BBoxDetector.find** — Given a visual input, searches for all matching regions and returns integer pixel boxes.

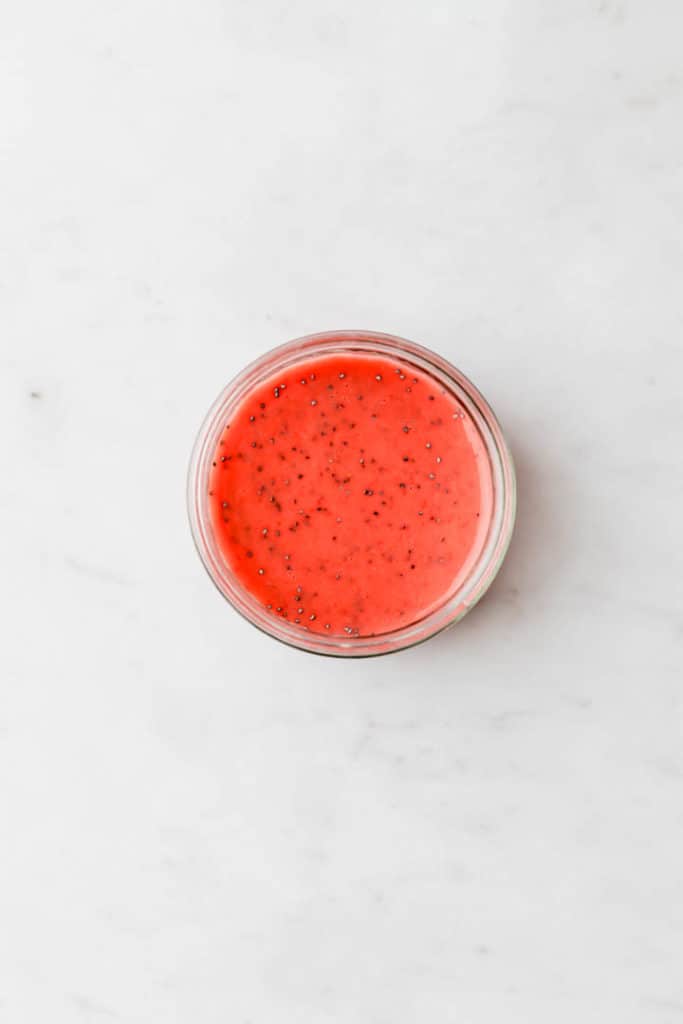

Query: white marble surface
[2,1,683,1020]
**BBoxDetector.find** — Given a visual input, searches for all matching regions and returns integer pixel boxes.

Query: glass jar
[187,330,516,656]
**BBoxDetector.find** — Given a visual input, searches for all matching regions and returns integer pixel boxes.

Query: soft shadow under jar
[188,330,516,657]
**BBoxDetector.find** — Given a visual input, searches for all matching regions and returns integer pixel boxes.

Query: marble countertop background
[2,1,683,1021]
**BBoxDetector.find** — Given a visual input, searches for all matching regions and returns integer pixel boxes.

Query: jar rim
[187,330,516,657]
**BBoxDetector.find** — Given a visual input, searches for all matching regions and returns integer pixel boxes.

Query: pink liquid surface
[208,353,492,637]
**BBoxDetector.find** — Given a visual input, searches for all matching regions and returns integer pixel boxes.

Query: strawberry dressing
[208,353,492,638]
